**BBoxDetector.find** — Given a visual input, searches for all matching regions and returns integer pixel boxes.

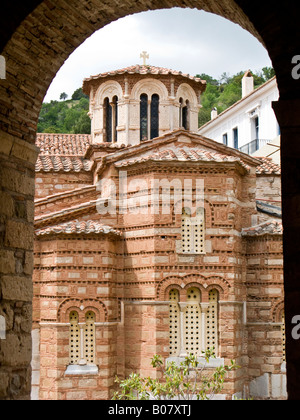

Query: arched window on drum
[140,93,160,141]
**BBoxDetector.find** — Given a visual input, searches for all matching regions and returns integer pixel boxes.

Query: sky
[43,8,272,103]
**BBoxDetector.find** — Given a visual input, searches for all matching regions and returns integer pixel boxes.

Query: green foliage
[71,87,89,101]
[60,92,68,101]
[38,90,91,134]
[198,67,275,126]
[113,349,239,400]
[38,67,275,135]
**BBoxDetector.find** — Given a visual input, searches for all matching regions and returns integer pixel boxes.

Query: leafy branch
[113,348,239,400]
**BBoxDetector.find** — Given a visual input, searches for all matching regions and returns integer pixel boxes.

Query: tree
[197,67,276,127]
[59,92,68,101]
[71,87,89,101]
[113,349,239,400]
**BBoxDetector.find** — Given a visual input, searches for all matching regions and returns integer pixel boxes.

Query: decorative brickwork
[2,0,300,400]
[31,125,284,399]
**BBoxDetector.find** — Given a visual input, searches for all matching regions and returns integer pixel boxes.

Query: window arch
[169,289,180,357]
[140,93,160,141]
[184,287,201,355]
[69,311,80,365]
[104,96,118,142]
[168,285,220,358]
[69,310,96,366]
[84,311,96,364]
[140,93,148,141]
[181,207,205,254]
[150,93,159,139]
[206,289,219,354]
[179,98,189,130]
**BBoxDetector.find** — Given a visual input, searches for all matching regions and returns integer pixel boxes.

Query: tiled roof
[255,157,281,175]
[36,133,91,156]
[35,155,92,172]
[35,220,122,237]
[242,220,283,237]
[256,200,281,218]
[114,144,250,171]
[83,65,205,84]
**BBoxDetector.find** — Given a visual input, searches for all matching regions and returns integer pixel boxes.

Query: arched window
[168,286,220,358]
[84,311,96,364]
[206,290,219,354]
[140,93,160,141]
[184,287,201,355]
[169,289,180,357]
[104,97,112,142]
[104,96,118,143]
[140,93,148,141]
[69,310,96,366]
[150,94,159,139]
[69,311,80,365]
[181,208,205,254]
[179,98,189,130]
[112,95,118,143]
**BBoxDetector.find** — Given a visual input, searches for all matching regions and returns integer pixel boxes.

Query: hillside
[37,68,275,134]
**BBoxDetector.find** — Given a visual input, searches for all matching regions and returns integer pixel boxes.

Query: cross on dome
[140,51,149,65]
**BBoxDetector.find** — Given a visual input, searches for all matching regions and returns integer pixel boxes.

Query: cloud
[44,8,271,102]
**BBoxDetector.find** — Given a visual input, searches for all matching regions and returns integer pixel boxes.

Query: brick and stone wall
[1,0,300,401]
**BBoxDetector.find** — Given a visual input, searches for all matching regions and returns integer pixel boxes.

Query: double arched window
[140,93,159,141]
[103,96,118,143]
[169,288,219,357]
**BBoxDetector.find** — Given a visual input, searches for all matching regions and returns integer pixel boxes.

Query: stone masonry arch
[1,0,300,400]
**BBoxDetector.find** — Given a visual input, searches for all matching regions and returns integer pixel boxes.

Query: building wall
[35,172,92,199]
[244,235,286,399]
[199,80,279,150]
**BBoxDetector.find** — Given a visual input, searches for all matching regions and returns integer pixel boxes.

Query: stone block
[0,250,15,274]
[1,275,32,302]
[4,220,34,250]
[0,191,14,218]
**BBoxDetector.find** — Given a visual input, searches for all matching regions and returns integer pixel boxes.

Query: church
[31,60,285,400]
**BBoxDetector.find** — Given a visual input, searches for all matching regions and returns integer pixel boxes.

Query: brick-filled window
[69,310,96,366]
[181,208,205,254]
[84,311,96,364]
[168,287,219,358]
[69,311,80,365]
[206,289,219,354]
[184,287,201,355]
[169,289,180,356]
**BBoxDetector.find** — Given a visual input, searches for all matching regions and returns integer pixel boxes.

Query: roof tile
[35,155,92,172]
[35,220,122,237]
[242,220,283,236]
[83,64,205,85]
[36,133,91,156]
[255,157,281,175]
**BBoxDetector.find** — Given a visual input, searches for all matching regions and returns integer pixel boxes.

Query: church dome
[82,63,206,146]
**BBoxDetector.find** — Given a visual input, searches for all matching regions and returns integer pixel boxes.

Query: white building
[198,72,280,155]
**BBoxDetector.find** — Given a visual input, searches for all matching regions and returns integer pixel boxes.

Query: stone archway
[0,0,300,400]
